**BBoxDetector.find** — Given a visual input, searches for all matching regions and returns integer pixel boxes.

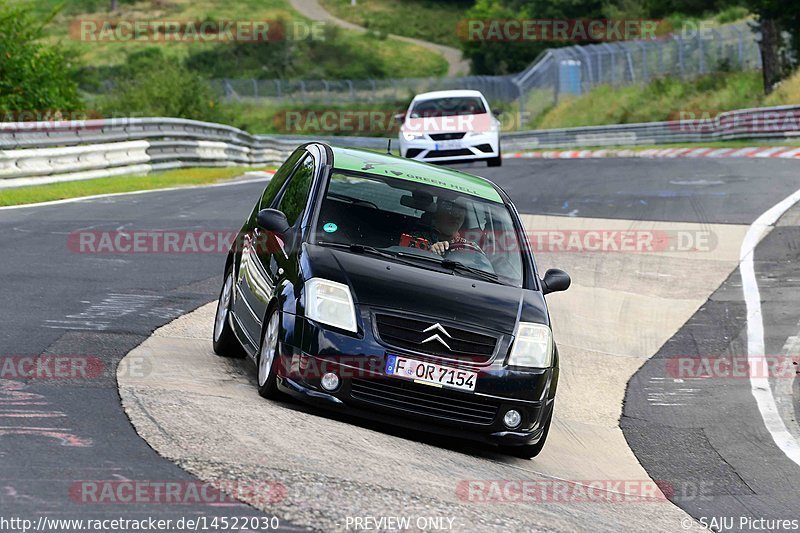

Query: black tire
[256,307,282,399]
[212,267,245,358]
[502,410,552,459]
[487,152,502,167]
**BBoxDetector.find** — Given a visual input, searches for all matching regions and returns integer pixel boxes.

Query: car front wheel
[213,268,245,358]
[257,309,282,399]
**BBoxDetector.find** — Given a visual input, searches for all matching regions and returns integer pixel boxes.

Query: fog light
[321,372,340,391]
[503,409,522,429]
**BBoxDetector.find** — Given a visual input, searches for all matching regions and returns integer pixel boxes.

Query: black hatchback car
[212,143,570,458]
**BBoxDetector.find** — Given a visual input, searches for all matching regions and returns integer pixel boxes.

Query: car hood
[303,245,548,334]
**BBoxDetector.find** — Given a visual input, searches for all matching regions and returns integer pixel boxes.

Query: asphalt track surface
[1,157,799,531]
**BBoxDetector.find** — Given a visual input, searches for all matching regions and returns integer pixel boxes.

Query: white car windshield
[409,97,487,117]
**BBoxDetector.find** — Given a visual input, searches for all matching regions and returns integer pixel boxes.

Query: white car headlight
[305,278,357,333]
[507,323,553,368]
[402,131,424,141]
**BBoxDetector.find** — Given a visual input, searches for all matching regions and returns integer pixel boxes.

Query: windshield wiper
[317,241,417,266]
[394,251,500,284]
[441,258,500,284]
[318,242,501,284]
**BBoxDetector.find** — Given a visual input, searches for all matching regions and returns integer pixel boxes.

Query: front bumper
[275,313,557,447]
[399,133,500,163]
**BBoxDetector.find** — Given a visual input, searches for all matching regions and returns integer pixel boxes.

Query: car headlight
[507,323,553,368]
[305,278,358,333]
[402,131,424,141]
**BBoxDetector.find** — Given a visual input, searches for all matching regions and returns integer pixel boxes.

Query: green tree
[740,0,799,94]
[461,0,605,75]
[0,1,82,114]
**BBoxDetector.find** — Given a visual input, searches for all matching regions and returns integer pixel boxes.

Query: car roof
[327,146,503,203]
[411,89,487,101]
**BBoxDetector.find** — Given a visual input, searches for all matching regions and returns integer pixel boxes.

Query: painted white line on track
[741,186,800,467]
[0,172,273,212]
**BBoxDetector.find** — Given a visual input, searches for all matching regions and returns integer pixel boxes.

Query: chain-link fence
[213,23,761,119]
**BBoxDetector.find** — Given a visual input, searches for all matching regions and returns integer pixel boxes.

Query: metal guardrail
[0,118,300,188]
[500,104,800,150]
[1,105,797,188]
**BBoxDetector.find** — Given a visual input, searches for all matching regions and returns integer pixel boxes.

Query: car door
[235,150,318,348]
[234,148,306,350]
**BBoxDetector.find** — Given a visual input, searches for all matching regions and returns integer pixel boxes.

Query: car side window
[276,155,315,227]
[259,149,305,210]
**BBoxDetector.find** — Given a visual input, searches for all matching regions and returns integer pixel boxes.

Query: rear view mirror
[541,269,571,295]
[256,209,290,234]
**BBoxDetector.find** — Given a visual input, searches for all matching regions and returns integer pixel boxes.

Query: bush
[98,49,226,122]
[0,1,82,113]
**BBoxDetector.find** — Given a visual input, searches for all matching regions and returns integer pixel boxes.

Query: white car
[397,90,502,167]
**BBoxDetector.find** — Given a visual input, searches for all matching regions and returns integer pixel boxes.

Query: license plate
[385,355,477,392]
[435,140,463,150]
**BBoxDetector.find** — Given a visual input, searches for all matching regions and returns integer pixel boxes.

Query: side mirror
[541,268,570,295]
[256,209,290,234]
[492,109,502,117]
[394,113,405,125]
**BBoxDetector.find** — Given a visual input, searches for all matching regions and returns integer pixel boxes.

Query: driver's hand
[430,241,449,255]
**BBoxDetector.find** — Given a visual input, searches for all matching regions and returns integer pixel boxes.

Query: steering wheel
[446,240,486,256]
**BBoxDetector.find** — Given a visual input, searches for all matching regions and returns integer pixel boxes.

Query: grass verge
[319,0,469,48]
[0,166,269,207]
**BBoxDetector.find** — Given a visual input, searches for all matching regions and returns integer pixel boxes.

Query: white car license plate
[385,355,476,392]
[435,140,463,150]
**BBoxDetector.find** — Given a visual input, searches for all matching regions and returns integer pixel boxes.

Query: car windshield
[409,97,487,117]
[314,170,525,287]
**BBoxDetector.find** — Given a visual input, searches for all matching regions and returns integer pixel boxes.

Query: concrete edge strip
[506,147,800,160]
[741,186,800,467]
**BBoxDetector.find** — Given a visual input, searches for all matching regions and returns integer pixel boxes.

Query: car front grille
[374,313,497,363]
[350,377,499,425]
[429,132,467,141]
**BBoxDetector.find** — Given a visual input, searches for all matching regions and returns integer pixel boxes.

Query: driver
[404,197,480,256]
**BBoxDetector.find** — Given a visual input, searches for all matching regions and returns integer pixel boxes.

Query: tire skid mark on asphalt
[0,379,92,447]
